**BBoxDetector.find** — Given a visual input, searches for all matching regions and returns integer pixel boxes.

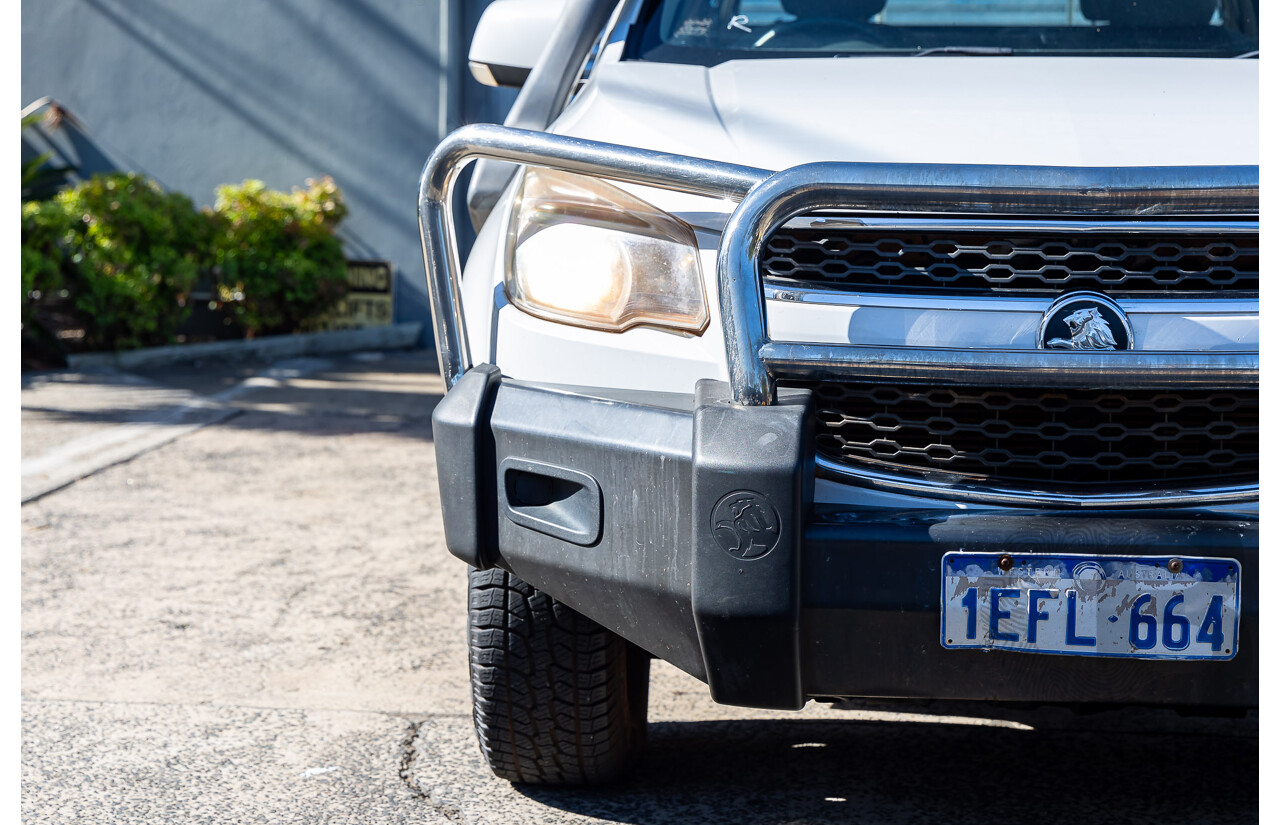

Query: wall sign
[322,260,394,329]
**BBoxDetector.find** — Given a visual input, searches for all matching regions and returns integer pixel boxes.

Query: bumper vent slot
[762,227,1259,296]
[786,382,1258,491]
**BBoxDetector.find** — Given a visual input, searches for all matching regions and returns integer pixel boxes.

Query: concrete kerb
[66,322,424,370]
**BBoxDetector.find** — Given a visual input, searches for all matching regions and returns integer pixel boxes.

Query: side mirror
[469,0,568,88]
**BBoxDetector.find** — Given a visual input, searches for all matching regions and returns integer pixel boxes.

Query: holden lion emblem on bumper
[710,491,781,560]
[1038,292,1133,351]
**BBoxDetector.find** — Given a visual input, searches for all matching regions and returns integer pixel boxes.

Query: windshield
[628,0,1260,62]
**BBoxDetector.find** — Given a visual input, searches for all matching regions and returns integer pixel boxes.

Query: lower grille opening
[784,382,1258,491]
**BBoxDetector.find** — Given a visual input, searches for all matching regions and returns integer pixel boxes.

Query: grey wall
[22,0,516,339]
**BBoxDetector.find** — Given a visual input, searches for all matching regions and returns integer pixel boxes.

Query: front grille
[762,226,1259,296]
[789,382,1258,490]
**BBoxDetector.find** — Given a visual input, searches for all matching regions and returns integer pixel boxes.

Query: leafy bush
[209,176,349,337]
[20,111,74,324]
[20,201,74,367]
[20,172,352,353]
[20,199,68,311]
[20,173,208,351]
[58,173,208,349]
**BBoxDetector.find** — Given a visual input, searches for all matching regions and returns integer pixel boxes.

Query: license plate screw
[997,554,1014,572]
[1167,558,1184,574]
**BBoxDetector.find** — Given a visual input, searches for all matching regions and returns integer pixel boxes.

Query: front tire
[467,567,649,784]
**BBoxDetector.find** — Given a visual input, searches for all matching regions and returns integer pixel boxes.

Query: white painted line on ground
[21,412,237,504]
[21,358,333,504]
[22,397,225,479]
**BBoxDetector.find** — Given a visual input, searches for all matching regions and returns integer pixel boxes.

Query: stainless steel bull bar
[419,124,1257,399]
[417,124,1259,507]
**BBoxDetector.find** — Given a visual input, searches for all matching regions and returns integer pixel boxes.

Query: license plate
[940,553,1240,660]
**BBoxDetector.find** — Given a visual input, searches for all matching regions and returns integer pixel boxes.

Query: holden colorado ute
[418,0,1258,784]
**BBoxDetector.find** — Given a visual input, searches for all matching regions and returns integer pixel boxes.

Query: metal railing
[418,123,1259,507]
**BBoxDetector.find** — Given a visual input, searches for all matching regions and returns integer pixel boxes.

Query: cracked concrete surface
[21,351,1257,824]
[400,717,467,824]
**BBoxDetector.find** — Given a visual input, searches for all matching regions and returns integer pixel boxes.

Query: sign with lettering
[321,260,394,330]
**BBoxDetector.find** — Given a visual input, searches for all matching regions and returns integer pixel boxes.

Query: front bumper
[433,366,1258,710]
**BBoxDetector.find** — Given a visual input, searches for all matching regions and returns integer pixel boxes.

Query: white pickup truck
[420,0,1258,785]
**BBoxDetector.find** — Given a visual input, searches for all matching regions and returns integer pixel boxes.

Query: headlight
[504,168,708,334]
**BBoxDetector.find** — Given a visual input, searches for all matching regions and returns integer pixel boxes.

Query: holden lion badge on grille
[1038,292,1133,351]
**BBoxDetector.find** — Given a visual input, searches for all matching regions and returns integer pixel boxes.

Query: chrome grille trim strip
[762,343,1258,389]
[814,456,1258,509]
[763,283,1260,314]
[785,216,1260,233]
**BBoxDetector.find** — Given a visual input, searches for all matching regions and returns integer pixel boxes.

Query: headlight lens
[504,168,708,334]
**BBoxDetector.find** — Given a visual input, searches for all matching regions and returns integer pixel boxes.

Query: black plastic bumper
[432,366,1258,710]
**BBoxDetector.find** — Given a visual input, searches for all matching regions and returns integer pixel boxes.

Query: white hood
[555,56,1258,171]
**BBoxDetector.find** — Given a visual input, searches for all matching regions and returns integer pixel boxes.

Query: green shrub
[20,199,69,315]
[20,172,351,353]
[21,200,76,366]
[209,176,349,337]
[31,173,209,350]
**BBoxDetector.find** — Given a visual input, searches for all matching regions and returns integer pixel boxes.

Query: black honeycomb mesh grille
[762,227,1259,296]
[787,382,1258,489]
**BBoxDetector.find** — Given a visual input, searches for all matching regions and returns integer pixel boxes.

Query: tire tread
[467,567,647,784]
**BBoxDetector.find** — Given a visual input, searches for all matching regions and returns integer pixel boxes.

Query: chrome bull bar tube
[417,124,769,389]
[418,125,1258,507]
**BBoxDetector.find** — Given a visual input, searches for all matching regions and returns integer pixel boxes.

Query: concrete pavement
[21,351,1258,823]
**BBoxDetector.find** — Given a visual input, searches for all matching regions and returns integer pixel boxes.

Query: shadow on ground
[22,351,444,441]
[513,716,1256,825]
[21,386,442,434]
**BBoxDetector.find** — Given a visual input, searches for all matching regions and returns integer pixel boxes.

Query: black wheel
[467,566,650,785]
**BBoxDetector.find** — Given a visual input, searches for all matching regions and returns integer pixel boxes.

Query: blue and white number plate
[940,553,1240,660]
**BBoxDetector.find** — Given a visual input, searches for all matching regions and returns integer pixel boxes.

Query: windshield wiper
[1233,50,1259,58]
[912,46,1014,57]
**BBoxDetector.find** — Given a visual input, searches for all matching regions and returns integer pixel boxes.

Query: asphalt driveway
[20,350,1258,824]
